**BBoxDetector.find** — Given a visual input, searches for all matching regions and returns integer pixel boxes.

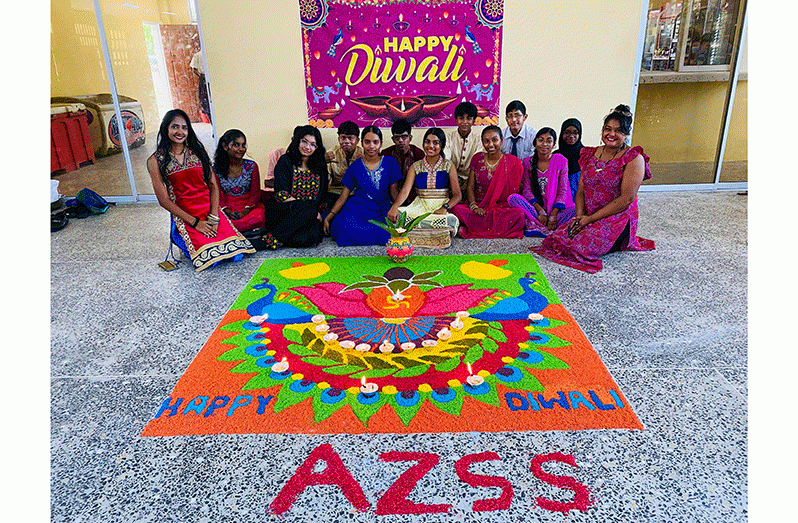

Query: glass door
[93,0,215,197]
[634,0,746,187]
[51,0,133,198]
[50,0,215,199]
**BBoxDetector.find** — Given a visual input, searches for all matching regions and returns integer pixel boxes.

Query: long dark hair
[527,127,557,205]
[423,127,447,159]
[213,129,246,179]
[155,109,212,186]
[286,125,326,173]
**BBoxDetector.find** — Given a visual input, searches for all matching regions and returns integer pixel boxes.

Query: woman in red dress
[213,129,265,233]
[147,109,254,271]
[450,125,526,239]
[530,105,655,273]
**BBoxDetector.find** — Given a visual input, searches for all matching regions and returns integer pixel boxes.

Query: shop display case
[641,2,683,72]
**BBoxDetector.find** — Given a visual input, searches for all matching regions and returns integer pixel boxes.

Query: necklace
[484,154,502,170]
[595,145,625,172]
[484,154,502,180]
[172,145,187,166]
[422,156,443,175]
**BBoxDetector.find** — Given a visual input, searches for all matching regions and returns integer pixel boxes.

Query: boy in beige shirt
[443,101,483,194]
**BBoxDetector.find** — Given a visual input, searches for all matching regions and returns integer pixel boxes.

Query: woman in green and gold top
[262,125,328,249]
[387,127,462,236]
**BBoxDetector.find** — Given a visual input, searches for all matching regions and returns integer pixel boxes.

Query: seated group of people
[148,101,654,274]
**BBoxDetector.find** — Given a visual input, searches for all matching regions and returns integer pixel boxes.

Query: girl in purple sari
[508,127,576,237]
[530,105,655,273]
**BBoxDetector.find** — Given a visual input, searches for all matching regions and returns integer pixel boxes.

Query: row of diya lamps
[248,311,547,397]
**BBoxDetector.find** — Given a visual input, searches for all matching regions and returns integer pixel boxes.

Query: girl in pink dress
[530,105,655,273]
[451,125,525,239]
[508,127,576,237]
[213,129,265,233]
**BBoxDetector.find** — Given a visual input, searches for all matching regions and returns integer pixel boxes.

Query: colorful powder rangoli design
[142,255,641,436]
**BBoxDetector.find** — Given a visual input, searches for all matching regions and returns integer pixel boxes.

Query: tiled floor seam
[712,368,748,403]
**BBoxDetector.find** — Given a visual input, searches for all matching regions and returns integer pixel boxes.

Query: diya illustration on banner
[299,0,504,128]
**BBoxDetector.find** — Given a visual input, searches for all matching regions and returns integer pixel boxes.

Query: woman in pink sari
[530,105,655,273]
[451,125,525,239]
[147,109,254,272]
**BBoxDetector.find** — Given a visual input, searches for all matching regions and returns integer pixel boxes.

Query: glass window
[682,0,742,68]
[641,2,683,72]
[640,0,742,73]
[719,43,747,183]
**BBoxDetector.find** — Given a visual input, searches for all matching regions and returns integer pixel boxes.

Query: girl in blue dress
[323,126,403,246]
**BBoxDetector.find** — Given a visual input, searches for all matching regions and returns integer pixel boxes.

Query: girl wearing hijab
[553,118,584,199]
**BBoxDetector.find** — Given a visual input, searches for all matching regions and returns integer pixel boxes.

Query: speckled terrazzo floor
[50,191,747,522]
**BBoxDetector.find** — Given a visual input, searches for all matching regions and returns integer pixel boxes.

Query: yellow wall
[50,0,192,131]
[634,80,747,163]
[198,0,647,165]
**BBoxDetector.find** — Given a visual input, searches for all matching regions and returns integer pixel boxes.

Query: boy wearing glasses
[502,100,537,160]
[382,118,424,177]
[381,119,424,205]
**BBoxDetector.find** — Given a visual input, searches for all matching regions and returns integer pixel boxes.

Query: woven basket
[408,227,452,249]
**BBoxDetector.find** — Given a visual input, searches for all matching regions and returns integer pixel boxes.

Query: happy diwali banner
[299,0,504,128]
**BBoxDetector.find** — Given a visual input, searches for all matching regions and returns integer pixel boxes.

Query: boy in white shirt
[444,101,483,194]
[502,100,537,159]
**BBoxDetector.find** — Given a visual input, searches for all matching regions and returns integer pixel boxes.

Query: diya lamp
[323,332,339,343]
[271,357,290,374]
[465,363,484,387]
[379,340,395,353]
[355,343,372,352]
[339,340,356,349]
[400,342,416,351]
[421,339,438,347]
[437,327,452,340]
[249,314,268,325]
[360,376,379,395]
[393,13,409,31]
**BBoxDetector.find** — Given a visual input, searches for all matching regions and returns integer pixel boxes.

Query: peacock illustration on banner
[217,255,574,427]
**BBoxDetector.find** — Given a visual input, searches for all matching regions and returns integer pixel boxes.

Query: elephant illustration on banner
[310,81,343,104]
[462,79,496,101]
